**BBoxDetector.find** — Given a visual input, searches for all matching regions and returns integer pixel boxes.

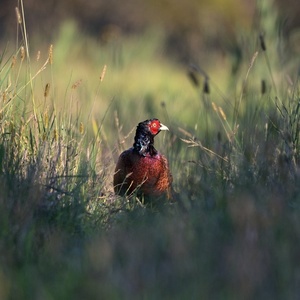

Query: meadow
[0,1,300,299]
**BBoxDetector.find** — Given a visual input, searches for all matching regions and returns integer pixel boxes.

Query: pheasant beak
[159,123,169,131]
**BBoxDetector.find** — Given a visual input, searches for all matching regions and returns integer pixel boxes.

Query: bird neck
[133,131,158,156]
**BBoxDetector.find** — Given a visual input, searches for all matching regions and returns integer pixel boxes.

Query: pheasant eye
[149,121,160,134]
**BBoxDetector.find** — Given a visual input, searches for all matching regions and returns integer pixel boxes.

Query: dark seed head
[259,33,266,51]
[261,79,266,95]
[187,70,199,87]
[203,77,210,94]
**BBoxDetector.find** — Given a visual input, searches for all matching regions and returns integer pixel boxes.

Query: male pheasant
[113,118,172,199]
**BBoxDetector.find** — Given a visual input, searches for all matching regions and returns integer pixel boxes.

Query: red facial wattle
[149,120,161,135]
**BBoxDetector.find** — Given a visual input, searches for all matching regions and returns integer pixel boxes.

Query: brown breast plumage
[113,148,172,197]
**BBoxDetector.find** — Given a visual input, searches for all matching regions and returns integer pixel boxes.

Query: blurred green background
[1,0,300,140]
[1,0,300,60]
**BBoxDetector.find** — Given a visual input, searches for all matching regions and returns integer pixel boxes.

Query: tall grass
[1,0,300,299]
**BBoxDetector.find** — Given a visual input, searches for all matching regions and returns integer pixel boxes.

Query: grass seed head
[53,129,58,141]
[36,50,41,62]
[15,7,22,24]
[11,56,16,68]
[100,65,107,82]
[79,122,84,135]
[44,83,50,98]
[218,106,227,121]
[9,121,15,133]
[20,46,25,61]
[212,102,218,112]
[48,44,53,64]
[204,77,210,94]
[44,111,49,129]
[187,70,199,87]
[261,79,266,94]
[72,79,82,89]
[259,33,266,51]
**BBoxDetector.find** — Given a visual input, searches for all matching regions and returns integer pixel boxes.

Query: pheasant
[113,118,172,200]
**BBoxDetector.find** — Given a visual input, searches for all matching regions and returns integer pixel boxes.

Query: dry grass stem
[248,51,259,72]
[181,137,228,162]
[234,51,259,127]
[178,127,194,138]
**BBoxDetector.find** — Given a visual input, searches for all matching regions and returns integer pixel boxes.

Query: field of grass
[1,1,300,299]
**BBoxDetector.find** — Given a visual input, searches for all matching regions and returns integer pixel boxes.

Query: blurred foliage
[1,0,300,62]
